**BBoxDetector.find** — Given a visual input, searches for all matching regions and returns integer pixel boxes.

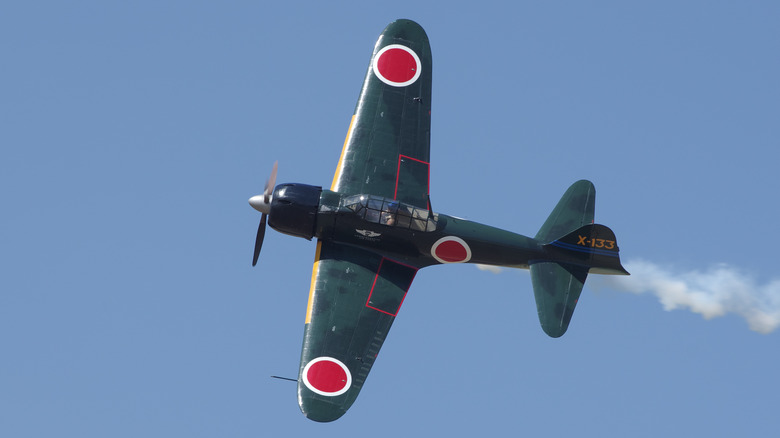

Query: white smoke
[476,264,503,274]
[594,260,780,334]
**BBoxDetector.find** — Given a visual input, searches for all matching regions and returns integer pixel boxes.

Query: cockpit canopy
[341,194,437,232]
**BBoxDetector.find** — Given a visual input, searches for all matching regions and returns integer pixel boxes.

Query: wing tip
[381,19,430,44]
[298,394,349,423]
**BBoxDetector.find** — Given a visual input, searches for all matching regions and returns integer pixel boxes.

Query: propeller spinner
[249,161,278,266]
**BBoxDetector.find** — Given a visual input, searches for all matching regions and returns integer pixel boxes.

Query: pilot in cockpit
[380,201,398,226]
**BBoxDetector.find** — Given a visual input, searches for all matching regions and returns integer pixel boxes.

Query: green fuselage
[314,189,541,269]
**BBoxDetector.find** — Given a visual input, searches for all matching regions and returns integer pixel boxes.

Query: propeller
[249,161,278,266]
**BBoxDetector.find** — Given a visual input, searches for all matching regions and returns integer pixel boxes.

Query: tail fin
[530,180,628,338]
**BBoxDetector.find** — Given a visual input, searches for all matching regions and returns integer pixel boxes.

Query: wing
[331,19,432,208]
[297,240,418,422]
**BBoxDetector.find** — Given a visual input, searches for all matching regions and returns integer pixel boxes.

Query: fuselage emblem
[431,236,472,264]
[356,229,381,238]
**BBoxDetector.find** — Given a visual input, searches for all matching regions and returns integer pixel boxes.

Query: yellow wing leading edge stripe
[305,240,323,324]
[308,115,354,324]
[330,115,356,191]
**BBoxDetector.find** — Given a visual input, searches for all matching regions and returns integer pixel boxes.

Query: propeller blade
[252,161,277,267]
[252,213,267,266]
[264,161,278,203]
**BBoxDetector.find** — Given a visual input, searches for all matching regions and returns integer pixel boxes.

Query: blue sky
[2,1,778,436]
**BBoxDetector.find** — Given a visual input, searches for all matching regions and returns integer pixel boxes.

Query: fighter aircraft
[249,19,628,422]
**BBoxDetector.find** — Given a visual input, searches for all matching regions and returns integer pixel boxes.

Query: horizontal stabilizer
[530,262,588,338]
[536,180,595,243]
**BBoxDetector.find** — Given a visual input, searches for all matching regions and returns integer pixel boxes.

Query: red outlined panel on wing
[328,20,431,203]
[394,154,430,207]
[365,258,418,316]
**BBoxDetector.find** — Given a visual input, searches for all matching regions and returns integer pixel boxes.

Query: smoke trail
[476,264,503,274]
[594,260,780,334]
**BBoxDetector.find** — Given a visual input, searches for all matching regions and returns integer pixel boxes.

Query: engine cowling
[268,183,321,240]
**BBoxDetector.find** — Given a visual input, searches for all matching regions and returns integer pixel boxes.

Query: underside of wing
[331,19,433,208]
[298,240,418,422]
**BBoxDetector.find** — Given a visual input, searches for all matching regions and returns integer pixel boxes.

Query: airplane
[248,19,629,422]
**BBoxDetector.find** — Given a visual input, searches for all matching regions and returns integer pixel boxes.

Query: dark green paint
[267,20,628,422]
[298,185,627,421]
[300,241,400,422]
[536,180,595,242]
[332,19,432,206]
[531,262,588,338]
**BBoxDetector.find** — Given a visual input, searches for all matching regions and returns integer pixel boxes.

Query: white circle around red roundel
[372,44,421,87]
[301,357,352,397]
[431,236,472,264]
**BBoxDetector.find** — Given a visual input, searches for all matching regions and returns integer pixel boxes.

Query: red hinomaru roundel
[372,44,422,87]
[301,357,352,397]
[431,236,472,264]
